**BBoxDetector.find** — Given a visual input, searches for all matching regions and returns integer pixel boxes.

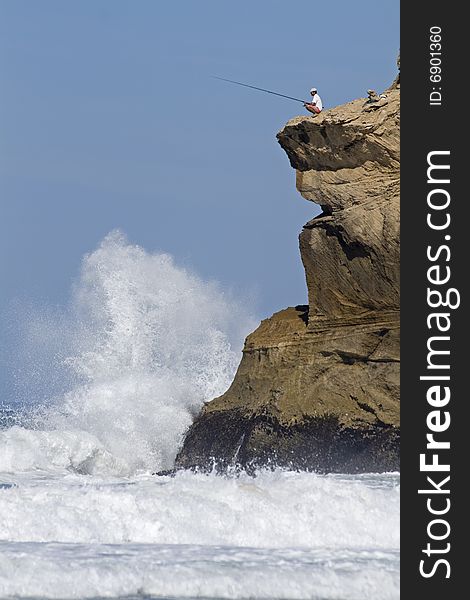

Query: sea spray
[0,231,255,475]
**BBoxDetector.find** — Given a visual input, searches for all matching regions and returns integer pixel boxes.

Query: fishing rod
[212,76,308,105]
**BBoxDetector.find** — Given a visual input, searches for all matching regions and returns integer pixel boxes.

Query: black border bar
[401,2,465,596]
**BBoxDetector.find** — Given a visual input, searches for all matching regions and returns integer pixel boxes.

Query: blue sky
[0,1,399,402]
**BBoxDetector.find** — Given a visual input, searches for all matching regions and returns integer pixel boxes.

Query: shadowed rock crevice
[175,71,400,474]
[314,221,372,261]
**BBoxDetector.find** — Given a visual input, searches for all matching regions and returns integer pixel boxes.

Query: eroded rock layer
[175,80,400,473]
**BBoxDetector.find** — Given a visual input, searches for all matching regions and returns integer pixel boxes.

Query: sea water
[0,233,399,599]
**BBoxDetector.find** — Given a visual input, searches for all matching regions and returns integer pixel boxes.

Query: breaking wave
[1,231,255,475]
[0,469,399,548]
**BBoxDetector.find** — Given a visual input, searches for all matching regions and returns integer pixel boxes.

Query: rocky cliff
[175,76,400,474]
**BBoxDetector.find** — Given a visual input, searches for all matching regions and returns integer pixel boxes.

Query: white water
[6,231,253,476]
[0,233,400,599]
[0,469,399,600]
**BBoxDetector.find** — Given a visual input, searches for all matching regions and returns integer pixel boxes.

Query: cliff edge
[175,77,400,473]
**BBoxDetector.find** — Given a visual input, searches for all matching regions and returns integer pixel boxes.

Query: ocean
[0,233,399,599]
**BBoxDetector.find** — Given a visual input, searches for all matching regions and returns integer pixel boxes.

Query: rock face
[175,78,400,474]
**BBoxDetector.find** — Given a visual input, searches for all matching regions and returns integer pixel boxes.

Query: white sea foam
[0,470,399,599]
[0,470,399,548]
[4,231,254,475]
[0,542,399,600]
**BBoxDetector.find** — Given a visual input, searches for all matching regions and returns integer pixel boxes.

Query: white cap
[310,87,317,93]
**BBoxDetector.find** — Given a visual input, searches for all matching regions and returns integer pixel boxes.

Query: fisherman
[304,87,323,115]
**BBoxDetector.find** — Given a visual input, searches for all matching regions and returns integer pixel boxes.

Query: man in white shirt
[304,87,323,115]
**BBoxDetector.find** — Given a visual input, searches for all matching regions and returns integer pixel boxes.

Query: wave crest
[3,231,254,475]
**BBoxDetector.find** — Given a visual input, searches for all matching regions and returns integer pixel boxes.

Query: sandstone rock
[175,75,400,474]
